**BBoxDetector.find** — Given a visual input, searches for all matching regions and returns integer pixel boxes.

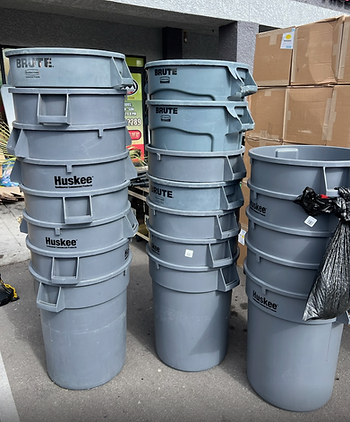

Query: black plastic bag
[302,187,350,321]
[294,186,336,216]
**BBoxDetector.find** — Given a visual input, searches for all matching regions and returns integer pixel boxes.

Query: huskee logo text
[54,175,94,188]
[46,237,77,249]
[250,201,267,217]
[16,57,53,68]
[253,290,278,312]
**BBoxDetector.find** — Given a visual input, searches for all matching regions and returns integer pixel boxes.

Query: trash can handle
[226,103,255,132]
[123,207,139,238]
[62,196,93,225]
[216,266,240,292]
[36,282,65,313]
[50,257,80,284]
[37,93,70,126]
[6,128,18,156]
[226,63,258,99]
[322,167,342,197]
[110,58,134,89]
[213,214,240,240]
[219,186,244,210]
[207,240,233,268]
[223,155,246,181]
[125,153,138,180]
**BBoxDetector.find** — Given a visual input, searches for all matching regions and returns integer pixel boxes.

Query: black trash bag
[302,187,350,321]
[294,186,336,216]
[0,274,19,307]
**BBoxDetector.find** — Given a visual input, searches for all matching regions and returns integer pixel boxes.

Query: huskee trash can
[245,145,350,411]
[35,257,131,390]
[5,47,138,390]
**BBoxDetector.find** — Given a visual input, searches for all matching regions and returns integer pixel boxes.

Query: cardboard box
[237,223,248,268]
[253,27,295,86]
[283,86,334,145]
[243,136,283,181]
[246,87,287,142]
[338,16,350,83]
[239,180,249,227]
[326,84,350,147]
[291,16,344,86]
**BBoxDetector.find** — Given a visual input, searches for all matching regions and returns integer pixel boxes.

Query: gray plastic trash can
[148,175,244,212]
[146,146,246,183]
[8,124,131,161]
[245,145,350,411]
[146,100,254,152]
[28,236,131,285]
[148,247,240,371]
[21,182,130,225]
[147,197,240,240]
[145,59,257,101]
[35,258,131,390]
[245,264,346,412]
[10,87,127,127]
[5,47,133,89]
[11,151,137,191]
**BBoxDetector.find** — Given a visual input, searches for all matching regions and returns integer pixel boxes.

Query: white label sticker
[185,249,194,258]
[238,229,247,245]
[280,29,295,50]
[304,215,317,227]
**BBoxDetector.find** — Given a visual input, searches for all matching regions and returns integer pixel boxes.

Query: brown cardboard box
[338,16,350,83]
[246,87,288,142]
[327,84,350,147]
[239,180,249,227]
[237,223,248,268]
[291,16,344,86]
[243,136,283,181]
[283,86,333,145]
[253,27,295,86]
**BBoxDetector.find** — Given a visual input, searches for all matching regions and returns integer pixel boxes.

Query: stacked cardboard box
[238,14,350,267]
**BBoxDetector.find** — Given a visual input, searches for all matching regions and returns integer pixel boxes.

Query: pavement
[0,201,350,422]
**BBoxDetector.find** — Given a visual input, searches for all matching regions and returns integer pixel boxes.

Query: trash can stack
[244,144,350,411]
[5,48,138,390]
[144,60,256,371]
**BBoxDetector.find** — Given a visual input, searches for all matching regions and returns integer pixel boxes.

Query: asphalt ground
[0,202,350,422]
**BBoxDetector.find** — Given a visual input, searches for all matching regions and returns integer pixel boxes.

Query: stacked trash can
[244,145,350,411]
[144,60,256,371]
[5,48,138,390]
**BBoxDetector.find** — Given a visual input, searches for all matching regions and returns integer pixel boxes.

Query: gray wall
[0,7,224,63]
[0,7,162,61]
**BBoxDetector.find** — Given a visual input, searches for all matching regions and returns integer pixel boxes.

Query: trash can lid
[5,47,126,59]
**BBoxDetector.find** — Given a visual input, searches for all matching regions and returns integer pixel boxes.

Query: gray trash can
[145,59,257,101]
[148,175,244,212]
[8,124,131,161]
[146,99,254,152]
[146,145,246,183]
[5,47,133,89]
[245,145,350,411]
[148,246,239,371]
[35,258,131,390]
[147,198,240,240]
[6,47,138,390]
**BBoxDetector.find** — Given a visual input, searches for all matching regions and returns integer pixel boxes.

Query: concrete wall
[110,0,349,27]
